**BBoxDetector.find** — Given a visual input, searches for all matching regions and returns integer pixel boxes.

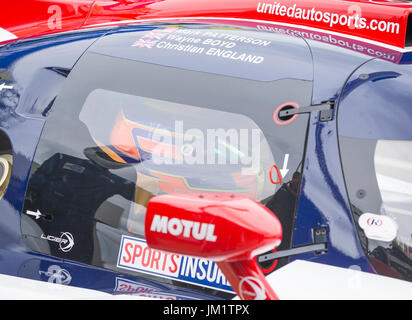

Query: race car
[0,0,412,300]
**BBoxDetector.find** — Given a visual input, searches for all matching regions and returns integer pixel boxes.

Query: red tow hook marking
[269,164,282,185]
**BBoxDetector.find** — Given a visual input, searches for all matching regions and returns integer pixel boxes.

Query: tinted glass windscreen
[20,25,312,296]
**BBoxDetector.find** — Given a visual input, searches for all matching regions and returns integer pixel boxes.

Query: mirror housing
[145,193,282,300]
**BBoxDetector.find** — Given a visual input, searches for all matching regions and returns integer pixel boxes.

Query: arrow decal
[0,83,13,91]
[280,154,289,178]
[26,209,42,220]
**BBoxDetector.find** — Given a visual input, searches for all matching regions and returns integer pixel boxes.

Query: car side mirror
[144,193,282,300]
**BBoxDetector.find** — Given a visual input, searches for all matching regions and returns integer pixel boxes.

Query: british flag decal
[132,39,157,48]
[131,27,178,49]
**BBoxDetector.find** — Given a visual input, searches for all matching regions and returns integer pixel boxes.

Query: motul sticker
[150,215,218,242]
[117,236,233,293]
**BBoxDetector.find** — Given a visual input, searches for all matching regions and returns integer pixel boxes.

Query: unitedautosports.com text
[257,1,400,34]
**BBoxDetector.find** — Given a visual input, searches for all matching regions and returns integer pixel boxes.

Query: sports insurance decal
[117,236,234,293]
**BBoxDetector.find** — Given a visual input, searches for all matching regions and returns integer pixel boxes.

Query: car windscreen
[20,25,312,296]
